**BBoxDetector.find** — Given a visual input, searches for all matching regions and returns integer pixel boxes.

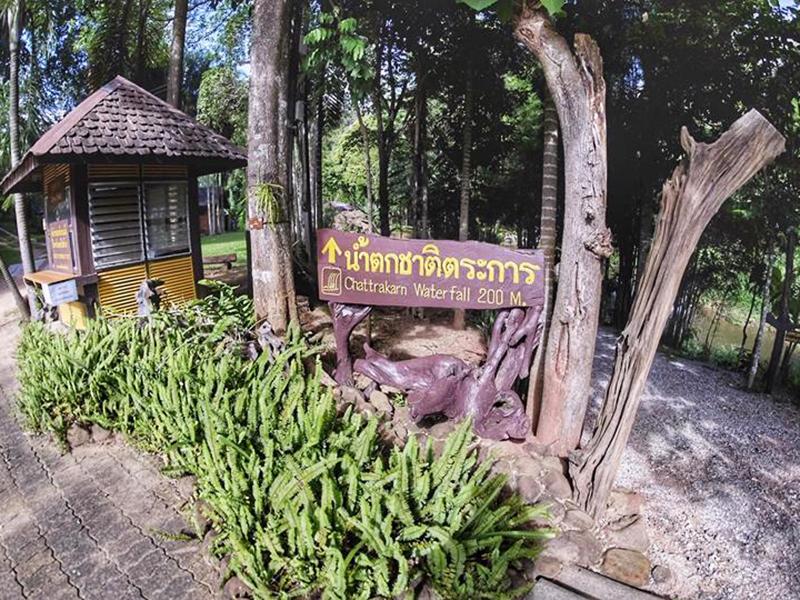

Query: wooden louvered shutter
[88,182,144,269]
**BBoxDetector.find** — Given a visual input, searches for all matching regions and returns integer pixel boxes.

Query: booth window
[144,182,190,258]
[88,182,144,269]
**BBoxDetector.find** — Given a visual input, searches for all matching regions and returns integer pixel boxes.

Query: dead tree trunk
[247,0,298,332]
[570,110,785,516]
[514,6,613,456]
[747,249,774,390]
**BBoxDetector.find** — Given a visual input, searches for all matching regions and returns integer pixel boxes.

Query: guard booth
[0,76,247,326]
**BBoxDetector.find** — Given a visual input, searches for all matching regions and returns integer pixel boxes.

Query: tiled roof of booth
[1,76,247,194]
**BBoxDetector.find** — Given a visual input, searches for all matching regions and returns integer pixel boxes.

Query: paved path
[0,315,219,600]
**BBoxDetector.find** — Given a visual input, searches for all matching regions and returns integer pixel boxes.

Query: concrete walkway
[0,313,219,599]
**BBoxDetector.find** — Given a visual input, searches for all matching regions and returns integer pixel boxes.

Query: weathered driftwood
[570,110,786,516]
[352,306,542,440]
[514,4,613,456]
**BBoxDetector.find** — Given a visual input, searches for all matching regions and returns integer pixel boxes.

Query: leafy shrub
[17,286,551,599]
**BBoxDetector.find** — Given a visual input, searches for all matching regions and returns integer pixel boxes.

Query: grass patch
[201,231,247,267]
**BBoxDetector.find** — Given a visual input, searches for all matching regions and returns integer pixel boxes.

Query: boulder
[601,548,651,588]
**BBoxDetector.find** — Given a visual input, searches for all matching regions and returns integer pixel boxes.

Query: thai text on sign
[316,229,545,310]
[48,219,75,273]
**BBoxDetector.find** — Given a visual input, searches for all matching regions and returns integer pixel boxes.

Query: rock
[392,422,408,445]
[428,420,456,440]
[318,368,338,388]
[605,515,649,552]
[90,424,113,443]
[380,384,403,396]
[67,424,91,448]
[492,440,528,459]
[223,575,251,598]
[601,548,651,588]
[540,531,602,568]
[606,490,644,520]
[200,529,218,565]
[530,555,563,580]
[651,565,674,587]
[540,455,565,474]
[562,509,595,532]
[338,386,364,407]
[541,468,572,500]
[368,390,394,418]
[354,373,374,391]
[515,456,545,478]
[516,474,544,504]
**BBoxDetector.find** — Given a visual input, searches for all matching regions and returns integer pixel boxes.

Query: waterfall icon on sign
[321,267,342,296]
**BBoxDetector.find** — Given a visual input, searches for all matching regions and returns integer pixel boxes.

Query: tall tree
[453,66,474,331]
[247,0,298,331]
[513,3,613,455]
[166,0,188,108]
[7,0,35,276]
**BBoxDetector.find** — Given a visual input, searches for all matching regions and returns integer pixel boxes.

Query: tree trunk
[779,342,796,385]
[453,69,474,331]
[570,110,785,516]
[747,249,774,390]
[514,7,613,456]
[737,278,759,367]
[8,1,34,277]
[311,90,323,230]
[166,0,188,108]
[0,255,29,320]
[527,95,559,427]
[247,0,298,332]
[355,102,375,232]
[134,0,152,82]
[765,229,796,394]
[411,68,429,239]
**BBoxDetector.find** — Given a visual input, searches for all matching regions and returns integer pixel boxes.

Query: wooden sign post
[317,229,546,441]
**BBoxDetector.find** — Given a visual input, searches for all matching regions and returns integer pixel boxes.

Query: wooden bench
[202,254,237,270]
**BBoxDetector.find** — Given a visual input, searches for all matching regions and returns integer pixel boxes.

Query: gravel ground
[586,328,800,600]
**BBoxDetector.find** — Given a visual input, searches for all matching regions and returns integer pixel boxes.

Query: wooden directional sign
[316,229,545,310]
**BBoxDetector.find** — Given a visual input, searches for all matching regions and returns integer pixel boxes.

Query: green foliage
[456,0,566,19]
[16,286,551,599]
[304,10,373,99]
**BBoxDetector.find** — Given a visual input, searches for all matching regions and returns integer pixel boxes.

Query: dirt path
[0,291,219,599]
[588,329,800,600]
